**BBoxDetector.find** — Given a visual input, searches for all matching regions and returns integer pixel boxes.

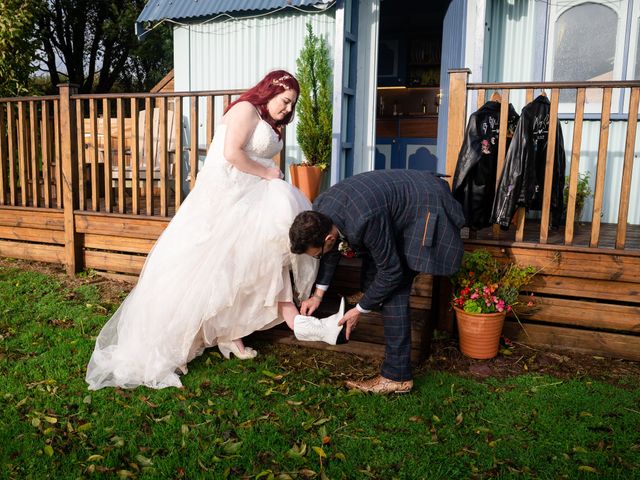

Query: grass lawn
[1,259,640,479]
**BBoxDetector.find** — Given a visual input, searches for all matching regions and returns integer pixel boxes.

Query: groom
[289,170,465,394]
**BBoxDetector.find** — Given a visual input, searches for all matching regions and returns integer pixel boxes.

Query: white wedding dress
[86,119,317,390]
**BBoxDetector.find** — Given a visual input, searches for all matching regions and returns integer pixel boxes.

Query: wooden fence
[0,84,286,278]
[443,70,640,360]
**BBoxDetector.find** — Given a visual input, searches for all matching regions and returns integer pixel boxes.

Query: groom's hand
[300,296,321,315]
[338,308,360,340]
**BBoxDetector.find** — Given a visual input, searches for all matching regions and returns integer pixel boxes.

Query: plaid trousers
[362,258,417,381]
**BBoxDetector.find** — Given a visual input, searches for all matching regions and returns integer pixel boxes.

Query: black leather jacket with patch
[453,101,519,230]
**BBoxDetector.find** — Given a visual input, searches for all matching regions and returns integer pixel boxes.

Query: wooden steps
[254,258,435,362]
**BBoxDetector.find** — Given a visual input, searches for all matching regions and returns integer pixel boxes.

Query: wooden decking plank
[74,212,169,239]
[503,321,640,362]
[0,225,65,244]
[521,296,640,332]
[529,274,640,303]
[0,239,64,263]
[82,233,156,254]
[83,250,146,275]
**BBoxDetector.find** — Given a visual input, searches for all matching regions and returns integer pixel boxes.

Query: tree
[295,23,332,169]
[37,0,172,94]
[0,0,42,96]
[117,23,173,92]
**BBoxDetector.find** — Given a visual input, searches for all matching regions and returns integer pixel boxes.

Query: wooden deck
[470,220,640,251]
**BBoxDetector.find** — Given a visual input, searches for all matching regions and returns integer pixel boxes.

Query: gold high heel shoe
[217,341,258,360]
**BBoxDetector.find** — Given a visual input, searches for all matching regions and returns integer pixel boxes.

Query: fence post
[444,69,471,189]
[58,84,81,275]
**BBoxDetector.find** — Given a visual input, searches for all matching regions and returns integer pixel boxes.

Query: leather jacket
[453,101,519,229]
[491,95,566,228]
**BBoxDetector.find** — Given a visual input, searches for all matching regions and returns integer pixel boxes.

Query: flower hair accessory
[272,75,291,89]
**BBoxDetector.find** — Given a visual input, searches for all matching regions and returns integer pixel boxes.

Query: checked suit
[313,170,465,381]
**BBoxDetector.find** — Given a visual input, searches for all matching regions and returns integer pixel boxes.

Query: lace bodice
[205,119,282,170]
[244,120,283,160]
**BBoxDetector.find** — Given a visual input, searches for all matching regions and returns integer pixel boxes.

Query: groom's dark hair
[289,211,333,254]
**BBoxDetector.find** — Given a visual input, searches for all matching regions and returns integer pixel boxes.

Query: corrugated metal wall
[561,119,640,224]
[173,8,336,173]
[436,0,467,172]
[483,0,537,83]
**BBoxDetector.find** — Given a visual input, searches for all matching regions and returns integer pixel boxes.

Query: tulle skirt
[85,158,316,390]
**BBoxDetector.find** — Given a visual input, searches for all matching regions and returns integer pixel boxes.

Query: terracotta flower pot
[454,307,506,359]
[289,164,323,202]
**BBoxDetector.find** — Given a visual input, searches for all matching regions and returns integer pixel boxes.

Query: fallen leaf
[298,469,317,478]
[578,465,597,473]
[254,469,273,479]
[77,422,92,432]
[87,454,104,462]
[222,440,243,455]
[262,370,284,381]
[312,446,327,458]
[43,445,54,457]
[135,454,153,467]
[455,413,463,425]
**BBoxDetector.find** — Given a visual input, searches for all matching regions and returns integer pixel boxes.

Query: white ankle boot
[294,298,345,345]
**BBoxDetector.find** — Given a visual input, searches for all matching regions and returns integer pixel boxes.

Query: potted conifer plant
[291,23,332,201]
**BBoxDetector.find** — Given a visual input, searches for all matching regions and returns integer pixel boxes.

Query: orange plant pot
[289,164,323,202]
[454,307,506,359]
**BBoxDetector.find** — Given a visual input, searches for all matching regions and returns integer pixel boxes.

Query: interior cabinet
[375,117,438,171]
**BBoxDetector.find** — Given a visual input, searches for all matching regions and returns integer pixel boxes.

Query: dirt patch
[0,257,133,306]
[257,336,640,388]
[3,257,640,387]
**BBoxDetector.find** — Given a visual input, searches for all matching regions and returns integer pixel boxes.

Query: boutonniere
[338,239,356,258]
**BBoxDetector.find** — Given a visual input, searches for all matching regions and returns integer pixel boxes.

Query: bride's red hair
[225,70,300,136]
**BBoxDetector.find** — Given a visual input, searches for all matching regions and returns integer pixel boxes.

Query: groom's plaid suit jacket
[314,170,465,311]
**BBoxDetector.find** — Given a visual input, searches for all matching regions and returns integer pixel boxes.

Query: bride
[86,71,343,390]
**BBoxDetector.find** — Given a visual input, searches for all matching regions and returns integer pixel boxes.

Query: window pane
[553,4,617,82]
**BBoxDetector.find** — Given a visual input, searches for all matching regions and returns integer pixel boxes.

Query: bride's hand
[264,167,284,180]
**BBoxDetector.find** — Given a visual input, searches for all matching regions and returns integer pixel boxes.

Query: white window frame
[624,0,640,76]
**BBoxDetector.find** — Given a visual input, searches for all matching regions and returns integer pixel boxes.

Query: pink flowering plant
[451,249,538,315]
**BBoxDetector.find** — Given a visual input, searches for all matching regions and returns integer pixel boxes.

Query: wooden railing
[0,84,287,274]
[0,95,62,209]
[445,70,640,251]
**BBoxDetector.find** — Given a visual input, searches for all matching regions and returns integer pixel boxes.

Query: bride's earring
[218,342,258,360]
